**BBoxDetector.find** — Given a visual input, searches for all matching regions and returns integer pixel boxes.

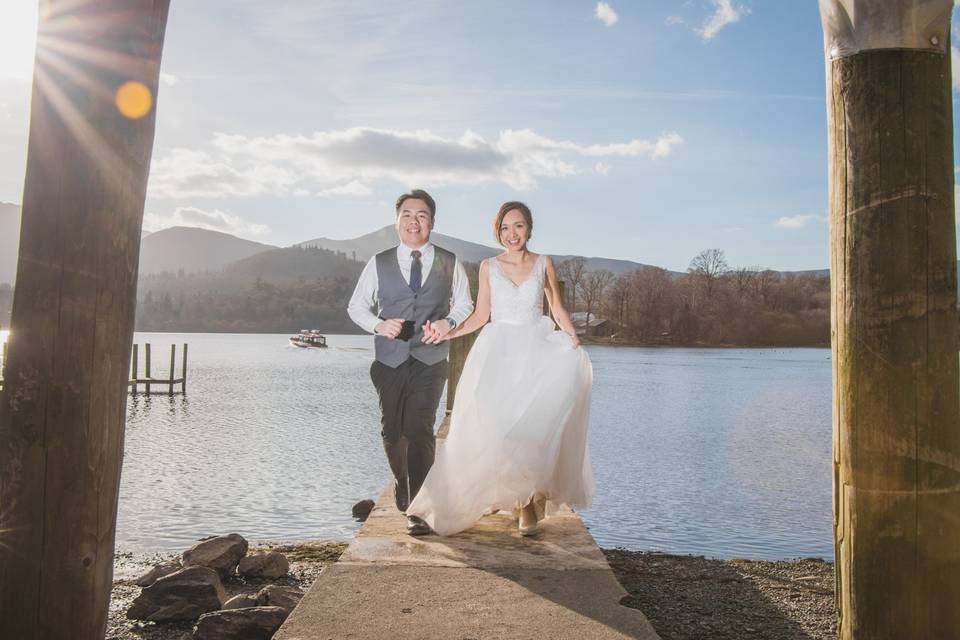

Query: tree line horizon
[0,245,832,347]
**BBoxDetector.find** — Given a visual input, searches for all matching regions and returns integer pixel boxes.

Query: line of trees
[0,249,832,346]
[556,249,830,346]
[134,275,359,333]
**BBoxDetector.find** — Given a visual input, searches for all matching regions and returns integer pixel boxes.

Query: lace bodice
[488,254,546,325]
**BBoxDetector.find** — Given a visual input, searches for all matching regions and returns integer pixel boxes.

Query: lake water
[119,332,833,561]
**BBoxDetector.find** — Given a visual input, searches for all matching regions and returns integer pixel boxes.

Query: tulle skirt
[407,316,594,536]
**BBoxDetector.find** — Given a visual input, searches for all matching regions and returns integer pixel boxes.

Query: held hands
[421,319,454,345]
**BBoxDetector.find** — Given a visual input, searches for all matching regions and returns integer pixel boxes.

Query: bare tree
[732,266,759,300]
[556,257,587,311]
[578,269,615,328]
[628,266,674,340]
[688,248,729,298]
[605,273,633,334]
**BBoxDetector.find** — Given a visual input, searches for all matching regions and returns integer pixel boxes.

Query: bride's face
[499,209,529,252]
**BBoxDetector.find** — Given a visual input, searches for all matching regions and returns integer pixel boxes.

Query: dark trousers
[370,357,448,507]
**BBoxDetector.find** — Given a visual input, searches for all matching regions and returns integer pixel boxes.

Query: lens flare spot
[115,81,152,119]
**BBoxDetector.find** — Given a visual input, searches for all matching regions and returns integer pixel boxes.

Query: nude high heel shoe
[518,496,542,536]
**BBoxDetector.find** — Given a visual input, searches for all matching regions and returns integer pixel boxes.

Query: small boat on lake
[289,330,328,348]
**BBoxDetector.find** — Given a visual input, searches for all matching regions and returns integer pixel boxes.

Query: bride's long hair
[494,201,534,246]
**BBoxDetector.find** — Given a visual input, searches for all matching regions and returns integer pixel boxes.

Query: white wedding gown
[407,254,594,536]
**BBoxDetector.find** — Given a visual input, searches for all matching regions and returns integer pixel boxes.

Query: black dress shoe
[406,515,432,536]
[394,481,409,513]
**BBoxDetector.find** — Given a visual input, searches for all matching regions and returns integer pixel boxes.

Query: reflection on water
[119,333,832,560]
[583,346,831,560]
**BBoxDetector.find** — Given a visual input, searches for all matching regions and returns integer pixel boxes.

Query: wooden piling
[131,343,139,394]
[168,344,175,395]
[182,343,188,394]
[0,3,171,639]
[145,342,152,395]
[824,25,960,640]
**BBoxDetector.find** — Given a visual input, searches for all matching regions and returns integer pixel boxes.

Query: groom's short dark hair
[396,189,436,222]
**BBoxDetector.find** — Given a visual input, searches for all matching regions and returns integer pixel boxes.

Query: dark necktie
[409,250,422,292]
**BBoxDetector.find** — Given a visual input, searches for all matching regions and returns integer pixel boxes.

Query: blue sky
[0,1,957,271]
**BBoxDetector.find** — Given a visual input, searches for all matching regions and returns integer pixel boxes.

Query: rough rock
[223,594,260,610]
[127,566,225,622]
[193,607,288,640]
[182,533,248,580]
[135,560,182,587]
[255,584,304,613]
[237,551,289,579]
[352,499,375,521]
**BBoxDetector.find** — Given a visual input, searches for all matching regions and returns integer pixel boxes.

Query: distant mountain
[298,225,499,264]
[135,245,362,333]
[549,254,676,275]
[0,210,263,283]
[139,226,278,275]
[0,202,21,284]
[223,245,364,283]
[299,225,664,274]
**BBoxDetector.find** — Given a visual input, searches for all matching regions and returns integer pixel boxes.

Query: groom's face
[396,198,433,248]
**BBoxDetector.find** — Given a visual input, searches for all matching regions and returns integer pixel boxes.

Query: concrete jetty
[276,420,660,639]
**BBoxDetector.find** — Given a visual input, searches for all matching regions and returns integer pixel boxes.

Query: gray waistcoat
[374,245,455,368]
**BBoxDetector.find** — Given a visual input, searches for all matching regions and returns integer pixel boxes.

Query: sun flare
[0,1,39,81]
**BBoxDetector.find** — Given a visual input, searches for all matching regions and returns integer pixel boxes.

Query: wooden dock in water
[1,340,190,395]
[128,342,189,395]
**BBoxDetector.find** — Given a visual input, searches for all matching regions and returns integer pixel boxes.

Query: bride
[406,201,594,536]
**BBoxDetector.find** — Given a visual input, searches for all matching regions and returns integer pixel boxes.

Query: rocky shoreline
[109,542,835,640]
[109,541,347,640]
[605,550,836,640]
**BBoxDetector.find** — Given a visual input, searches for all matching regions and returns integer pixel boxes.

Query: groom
[347,189,474,535]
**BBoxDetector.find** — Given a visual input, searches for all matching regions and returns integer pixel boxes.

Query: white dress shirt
[347,242,474,334]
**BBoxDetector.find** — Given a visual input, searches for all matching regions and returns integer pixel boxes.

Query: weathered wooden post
[168,343,176,395]
[819,1,960,637]
[0,2,170,639]
[131,342,139,394]
[145,341,152,394]
[182,342,189,394]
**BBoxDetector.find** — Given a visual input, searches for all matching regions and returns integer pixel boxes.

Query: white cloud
[159,72,179,87]
[775,214,826,230]
[316,180,372,197]
[147,148,303,199]
[595,2,619,27]
[143,207,270,237]
[594,162,610,175]
[698,0,748,41]
[148,126,683,197]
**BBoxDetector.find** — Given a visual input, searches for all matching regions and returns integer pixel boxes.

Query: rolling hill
[138,226,278,275]
[299,224,664,274]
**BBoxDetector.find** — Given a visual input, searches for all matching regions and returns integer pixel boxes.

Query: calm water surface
[119,332,832,560]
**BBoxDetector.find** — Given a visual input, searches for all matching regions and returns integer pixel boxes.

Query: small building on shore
[571,312,611,337]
